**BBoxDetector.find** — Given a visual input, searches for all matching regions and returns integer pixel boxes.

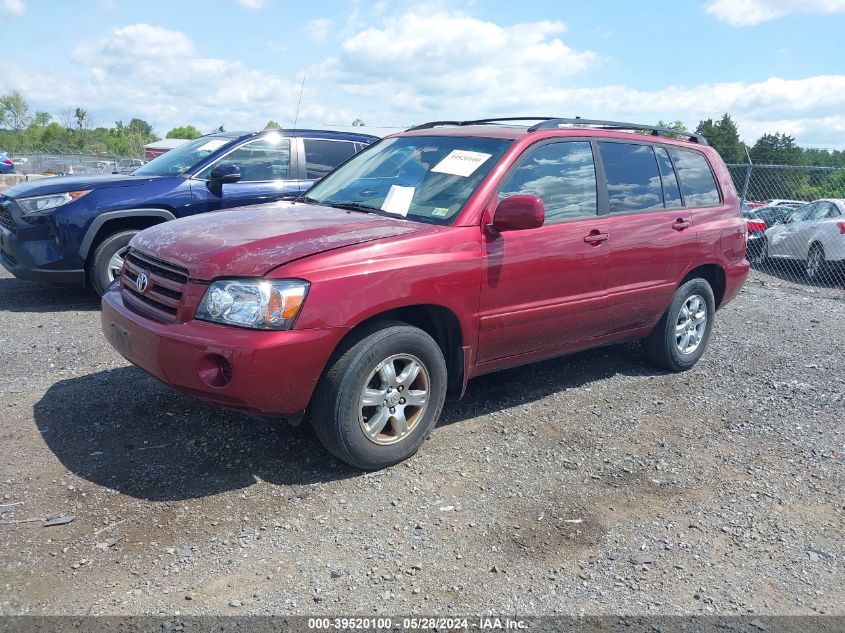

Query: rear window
[304,139,358,179]
[668,148,720,207]
[598,142,663,213]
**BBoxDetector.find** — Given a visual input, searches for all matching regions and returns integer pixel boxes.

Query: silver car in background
[764,199,845,281]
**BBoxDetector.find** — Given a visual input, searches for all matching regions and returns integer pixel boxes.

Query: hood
[131,202,428,279]
[5,174,158,198]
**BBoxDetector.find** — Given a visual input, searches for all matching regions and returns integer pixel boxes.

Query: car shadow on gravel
[33,343,652,502]
[0,277,100,312]
[440,341,650,426]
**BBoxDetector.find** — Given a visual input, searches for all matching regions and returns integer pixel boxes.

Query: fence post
[740,146,752,203]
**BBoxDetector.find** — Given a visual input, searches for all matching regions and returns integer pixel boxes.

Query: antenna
[292,75,306,130]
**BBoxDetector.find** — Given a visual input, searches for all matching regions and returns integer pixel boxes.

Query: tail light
[838,221,845,234]
[1,159,12,166]
[746,220,767,232]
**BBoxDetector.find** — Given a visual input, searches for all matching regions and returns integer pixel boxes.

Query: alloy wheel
[358,354,430,445]
[675,294,707,355]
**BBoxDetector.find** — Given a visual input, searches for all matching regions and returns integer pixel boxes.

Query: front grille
[0,204,14,232]
[120,249,189,323]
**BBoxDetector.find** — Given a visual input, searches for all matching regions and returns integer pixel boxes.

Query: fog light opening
[197,354,233,388]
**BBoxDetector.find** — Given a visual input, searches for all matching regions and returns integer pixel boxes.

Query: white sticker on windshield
[431,150,492,177]
[381,185,415,216]
[198,139,228,152]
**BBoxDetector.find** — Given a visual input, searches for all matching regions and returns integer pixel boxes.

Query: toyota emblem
[136,272,149,294]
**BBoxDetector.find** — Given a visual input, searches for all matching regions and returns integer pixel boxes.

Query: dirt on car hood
[130,201,426,280]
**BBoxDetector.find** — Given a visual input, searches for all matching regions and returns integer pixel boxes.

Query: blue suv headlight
[17,190,91,215]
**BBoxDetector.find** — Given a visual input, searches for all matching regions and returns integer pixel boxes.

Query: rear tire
[643,278,715,372]
[311,322,447,470]
[87,230,137,296]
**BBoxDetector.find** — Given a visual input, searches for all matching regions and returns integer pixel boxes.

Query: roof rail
[527,118,708,145]
[406,117,559,131]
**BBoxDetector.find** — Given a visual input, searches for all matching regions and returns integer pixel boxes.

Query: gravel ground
[0,266,843,617]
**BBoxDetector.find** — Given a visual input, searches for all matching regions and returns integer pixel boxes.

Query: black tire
[311,321,447,470]
[87,230,137,296]
[643,278,716,372]
[805,243,826,282]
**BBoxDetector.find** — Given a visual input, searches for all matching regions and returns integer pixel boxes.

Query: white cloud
[706,0,845,26]
[0,23,349,134]
[234,0,266,9]
[0,0,26,17]
[320,10,599,112]
[307,18,332,43]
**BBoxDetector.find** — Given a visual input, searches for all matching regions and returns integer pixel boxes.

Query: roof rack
[406,117,559,131]
[527,118,708,145]
[406,117,707,145]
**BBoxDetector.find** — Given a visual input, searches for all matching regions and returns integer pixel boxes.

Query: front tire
[805,243,826,282]
[643,278,716,372]
[87,230,137,296]
[311,322,447,470]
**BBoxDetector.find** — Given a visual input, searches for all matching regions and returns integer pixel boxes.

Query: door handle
[673,218,691,231]
[583,230,609,245]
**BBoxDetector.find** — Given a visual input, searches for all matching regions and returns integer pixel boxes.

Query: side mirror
[207,163,241,195]
[490,195,545,232]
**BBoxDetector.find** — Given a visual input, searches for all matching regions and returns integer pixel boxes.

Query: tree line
[656,114,845,167]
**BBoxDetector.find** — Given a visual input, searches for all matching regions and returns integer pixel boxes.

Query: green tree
[166,125,202,139]
[1,90,32,151]
[264,120,281,130]
[750,132,801,165]
[695,114,744,163]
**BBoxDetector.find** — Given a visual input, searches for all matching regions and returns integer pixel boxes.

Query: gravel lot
[0,266,843,617]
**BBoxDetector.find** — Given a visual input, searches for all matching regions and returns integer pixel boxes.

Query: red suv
[101,118,749,470]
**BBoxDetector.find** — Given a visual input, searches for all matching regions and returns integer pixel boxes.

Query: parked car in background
[742,202,805,263]
[0,128,378,294]
[100,117,749,469]
[114,158,146,174]
[763,199,845,280]
[0,152,15,174]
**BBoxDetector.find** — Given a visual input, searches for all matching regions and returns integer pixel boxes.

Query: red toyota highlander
[102,117,749,469]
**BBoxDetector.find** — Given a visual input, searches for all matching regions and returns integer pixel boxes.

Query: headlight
[195,279,309,330]
[17,190,91,215]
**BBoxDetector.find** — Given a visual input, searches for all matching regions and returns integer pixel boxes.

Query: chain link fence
[726,163,845,293]
[9,152,143,176]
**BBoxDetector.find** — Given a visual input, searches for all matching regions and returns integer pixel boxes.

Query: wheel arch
[79,209,176,260]
[681,263,727,309]
[325,303,467,399]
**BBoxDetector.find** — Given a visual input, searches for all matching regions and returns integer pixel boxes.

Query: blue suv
[0,129,378,294]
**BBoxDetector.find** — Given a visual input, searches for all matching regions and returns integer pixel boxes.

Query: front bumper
[101,288,346,417]
[0,225,85,284]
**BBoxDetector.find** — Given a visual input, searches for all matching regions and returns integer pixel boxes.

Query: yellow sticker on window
[432,207,450,217]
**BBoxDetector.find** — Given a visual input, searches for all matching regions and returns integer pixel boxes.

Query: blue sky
[2,0,845,147]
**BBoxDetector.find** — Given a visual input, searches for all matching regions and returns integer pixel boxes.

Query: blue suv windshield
[133,136,235,177]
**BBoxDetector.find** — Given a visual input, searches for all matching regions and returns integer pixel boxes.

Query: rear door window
[304,139,358,179]
[655,147,683,209]
[498,141,598,224]
[598,142,663,213]
[667,148,720,208]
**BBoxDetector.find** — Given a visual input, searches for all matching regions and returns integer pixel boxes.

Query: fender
[78,208,176,259]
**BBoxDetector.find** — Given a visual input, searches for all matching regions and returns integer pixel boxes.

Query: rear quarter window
[667,148,721,208]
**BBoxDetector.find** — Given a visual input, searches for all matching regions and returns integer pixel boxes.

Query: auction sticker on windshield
[431,150,492,177]
[197,139,228,152]
[381,185,415,216]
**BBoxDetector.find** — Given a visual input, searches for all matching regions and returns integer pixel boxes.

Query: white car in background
[764,199,845,281]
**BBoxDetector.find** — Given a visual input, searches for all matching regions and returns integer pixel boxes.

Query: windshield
[133,136,235,177]
[303,135,512,224]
